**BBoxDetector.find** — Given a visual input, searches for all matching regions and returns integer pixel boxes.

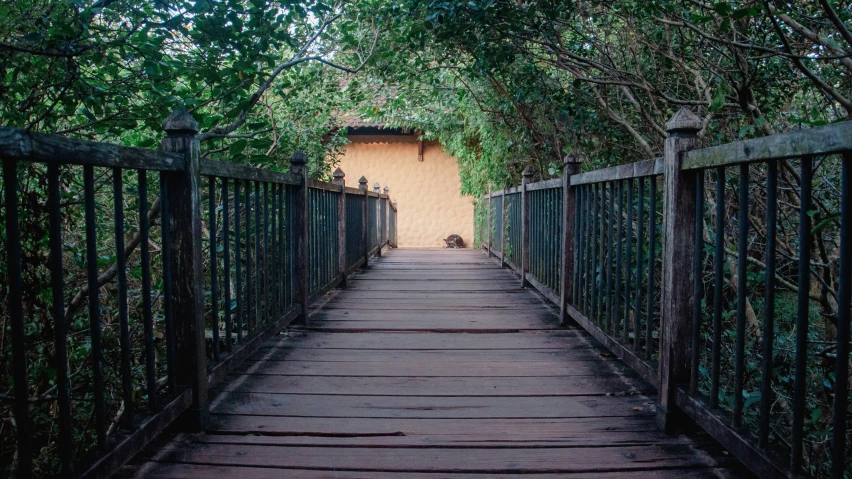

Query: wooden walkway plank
[132,249,746,478]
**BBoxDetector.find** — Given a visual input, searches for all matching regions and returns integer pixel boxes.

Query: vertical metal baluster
[690,171,705,395]
[615,180,625,340]
[646,177,657,359]
[573,185,582,304]
[597,184,606,324]
[791,156,813,470]
[49,163,74,472]
[160,175,176,392]
[733,164,750,428]
[606,182,615,332]
[832,153,851,479]
[583,184,595,320]
[554,189,559,292]
[279,184,286,311]
[245,179,253,337]
[263,182,270,322]
[4,160,32,478]
[323,191,328,287]
[634,178,645,351]
[624,179,634,343]
[223,179,232,352]
[209,177,220,361]
[574,185,583,306]
[590,184,599,322]
[271,183,278,318]
[556,189,562,292]
[311,190,316,292]
[84,165,106,447]
[255,181,261,326]
[113,168,134,425]
[139,170,157,409]
[283,184,288,308]
[759,162,777,446]
[234,179,243,342]
[710,167,725,408]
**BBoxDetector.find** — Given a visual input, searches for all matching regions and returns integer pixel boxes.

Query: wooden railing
[0,111,397,478]
[479,109,852,479]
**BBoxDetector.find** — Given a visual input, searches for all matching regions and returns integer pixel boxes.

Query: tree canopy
[3,1,851,190]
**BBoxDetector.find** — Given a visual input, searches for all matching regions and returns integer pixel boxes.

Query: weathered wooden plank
[149,441,720,473]
[343,280,526,291]
[132,463,741,479]
[215,374,652,397]
[570,158,663,186]
[0,125,184,171]
[199,159,300,185]
[271,331,587,350]
[179,421,681,446]
[203,416,662,441]
[307,178,344,192]
[306,321,557,332]
[682,120,852,170]
[210,393,656,419]
[228,359,614,377]
[525,177,563,191]
[323,290,543,300]
[245,347,609,363]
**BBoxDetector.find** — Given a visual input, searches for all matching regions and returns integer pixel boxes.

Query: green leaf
[811,212,840,234]
[732,7,759,19]
[230,139,248,155]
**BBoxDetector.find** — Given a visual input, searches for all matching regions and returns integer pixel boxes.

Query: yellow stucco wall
[337,136,474,248]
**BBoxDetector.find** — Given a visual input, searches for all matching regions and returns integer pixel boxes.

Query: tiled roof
[343,116,387,129]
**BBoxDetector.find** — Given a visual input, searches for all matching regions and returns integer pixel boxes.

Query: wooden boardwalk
[131,249,747,478]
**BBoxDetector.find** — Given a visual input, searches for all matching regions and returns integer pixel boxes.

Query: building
[336,120,474,248]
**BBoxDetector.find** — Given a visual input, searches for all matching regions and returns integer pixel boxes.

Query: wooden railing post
[657,107,702,433]
[383,186,390,247]
[486,187,493,257]
[333,167,346,287]
[560,153,583,326]
[359,176,369,267]
[290,150,309,325]
[160,110,208,430]
[500,190,507,267]
[521,166,533,287]
[374,182,381,257]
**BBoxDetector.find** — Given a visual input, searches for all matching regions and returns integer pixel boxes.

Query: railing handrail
[0,125,184,171]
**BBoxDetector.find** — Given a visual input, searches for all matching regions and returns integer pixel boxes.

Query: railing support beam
[657,107,702,433]
[359,176,369,268]
[486,187,493,256]
[560,153,583,326]
[500,190,507,267]
[160,110,208,430]
[520,166,533,287]
[333,168,347,287]
[290,150,309,325]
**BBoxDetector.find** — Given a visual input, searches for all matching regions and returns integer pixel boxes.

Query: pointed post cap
[383,186,389,194]
[563,151,583,164]
[332,167,345,178]
[666,107,702,134]
[290,150,307,165]
[373,182,381,192]
[522,165,534,177]
[358,176,368,189]
[162,110,199,134]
